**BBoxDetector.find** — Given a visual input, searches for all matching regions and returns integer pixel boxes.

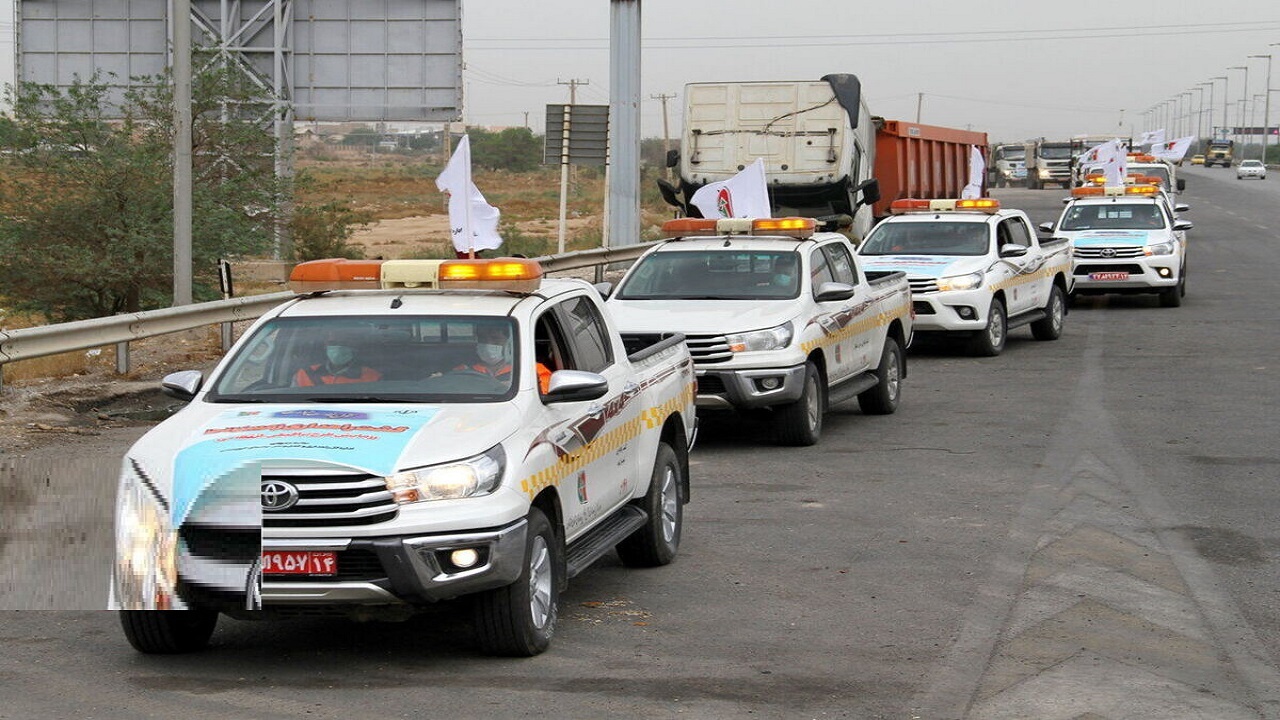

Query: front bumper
[694,363,807,410]
[1071,256,1180,292]
[260,520,528,606]
[909,288,992,333]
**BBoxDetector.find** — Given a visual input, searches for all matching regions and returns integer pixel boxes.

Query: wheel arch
[659,414,691,503]
[886,320,908,378]
[530,489,565,590]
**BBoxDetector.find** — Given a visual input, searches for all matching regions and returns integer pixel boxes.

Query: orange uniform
[293,364,382,387]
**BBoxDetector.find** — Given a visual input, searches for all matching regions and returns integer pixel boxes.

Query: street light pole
[1191,86,1205,148]
[1253,53,1273,163]
[1230,65,1249,153]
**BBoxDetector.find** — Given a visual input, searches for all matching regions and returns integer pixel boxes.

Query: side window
[553,296,614,373]
[1006,219,1033,248]
[534,312,571,375]
[809,247,836,295]
[821,243,857,285]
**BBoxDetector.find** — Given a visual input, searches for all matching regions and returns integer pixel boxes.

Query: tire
[616,443,683,568]
[1159,265,1186,308]
[857,336,903,415]
[474,508,559,656]
[1030,285,1066,341]
[771,361,824,446]
[119,609,218,654]
[969,298,1007,357]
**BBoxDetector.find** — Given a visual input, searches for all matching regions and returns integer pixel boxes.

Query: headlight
[937,272,984,292]
[386,445,506,503]
[725,322,793,352]
[114,460,179,610]
[1145,241,1175,256]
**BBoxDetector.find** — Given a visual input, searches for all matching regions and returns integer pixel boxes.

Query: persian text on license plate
[1089,271,1129,281]
[261,551,337,576]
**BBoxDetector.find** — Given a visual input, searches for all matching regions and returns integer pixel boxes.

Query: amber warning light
[290,258,544,294]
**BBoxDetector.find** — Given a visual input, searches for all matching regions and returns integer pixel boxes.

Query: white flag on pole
[1100,138,1128,186]
[961,146,985,199]
[1150,135,1195,162]
[1139,128,1167,146]
[435,135,503,254]
[690,157,771,218]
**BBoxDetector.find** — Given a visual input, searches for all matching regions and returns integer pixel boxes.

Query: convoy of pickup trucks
[109,72,1200,658]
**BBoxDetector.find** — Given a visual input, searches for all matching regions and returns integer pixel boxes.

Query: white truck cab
[857,198,1072,356]
[1040,184,1193,307]
[606,217,912,446]
[111,257,697,657]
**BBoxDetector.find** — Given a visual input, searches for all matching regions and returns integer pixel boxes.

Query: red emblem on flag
[716,188,734,217]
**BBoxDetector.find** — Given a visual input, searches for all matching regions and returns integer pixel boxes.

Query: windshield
[1242,160,1263,167]
[207,315,521,403]
[1059,203,1167,231]
[615,250,801,300]
[860,221,991,256]
[995,148,1025,161]
[1039,146,1074,159]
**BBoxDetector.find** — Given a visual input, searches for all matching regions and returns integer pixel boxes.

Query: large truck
[1023,138,1075,189]
[870,120,989,221]
[989,143,1027,187]
[1204,139,1234,167]
[657,75,987,240]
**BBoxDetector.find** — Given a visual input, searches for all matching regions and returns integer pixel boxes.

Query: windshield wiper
[302,395,400,403]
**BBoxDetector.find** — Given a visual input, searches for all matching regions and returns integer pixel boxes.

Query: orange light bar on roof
[751,217,815,238]
[289,258,385,293]
[889,199,934,214]
[662,218,720,236]
[1129,175,1163,186]
[955,198,1000,212]
[437,258,543,293]
[1125,184,1159,195]
[889,198,999,214]
[1128,153,1156,162]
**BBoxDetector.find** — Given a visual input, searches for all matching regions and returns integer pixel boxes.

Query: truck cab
[857,198,1072,356]
[1024,140,1075,189]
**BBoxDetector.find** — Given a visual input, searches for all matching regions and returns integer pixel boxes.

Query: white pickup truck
[111,257,697,657]
[1039,184,1193,307]
[605,217,912,447]
[857,198,1072,356]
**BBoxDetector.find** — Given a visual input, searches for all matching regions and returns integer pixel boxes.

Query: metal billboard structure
[17,0,463,122]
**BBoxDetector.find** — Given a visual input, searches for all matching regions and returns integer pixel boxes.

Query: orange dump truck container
[872,120,990,221]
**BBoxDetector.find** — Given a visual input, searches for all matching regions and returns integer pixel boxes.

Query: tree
[468,127,543,172]
[0,66,282,321]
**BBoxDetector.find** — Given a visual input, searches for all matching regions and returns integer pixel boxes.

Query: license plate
[1089,271,1129,281]
[261,551,337,576]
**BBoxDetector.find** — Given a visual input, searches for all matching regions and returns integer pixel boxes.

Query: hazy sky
[5,0,1280,144]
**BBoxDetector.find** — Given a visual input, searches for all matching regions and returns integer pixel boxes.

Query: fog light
[1157,267,1172,278]
[450,548,481,569]
[760,377,781,390]
[957,306,976,320]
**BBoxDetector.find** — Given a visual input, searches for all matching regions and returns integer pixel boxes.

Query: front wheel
[1030,285,1066,341]
[858,337,903,415]
[771,361,824,446]
[1159,265,1186,308]
[474,508,560,656]
[970,298,1007,357]
[616,443,683,567]
[119,609,218,654]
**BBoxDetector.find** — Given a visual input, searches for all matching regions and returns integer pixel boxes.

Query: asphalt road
[2,165,1278,719]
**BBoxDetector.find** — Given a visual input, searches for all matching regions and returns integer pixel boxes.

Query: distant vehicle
[1023,139,1075,189]
[1190,154,1205,165]
[990,144,1027,187]
[1236,159,1266,180]
[1205,140,1234,167]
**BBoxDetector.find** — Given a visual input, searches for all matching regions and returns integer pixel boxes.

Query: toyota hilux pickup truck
[1039,184,1193,307]
[111,257,697,657]
[604,216,912,447]
[857,198,1072,356]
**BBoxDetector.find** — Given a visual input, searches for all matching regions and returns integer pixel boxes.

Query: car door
[533,294,639,539]
[996,216,1041,315]
[810,240,875,379]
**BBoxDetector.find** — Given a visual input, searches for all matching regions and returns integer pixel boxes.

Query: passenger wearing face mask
[456,323,552,393]
[293,330,382,386]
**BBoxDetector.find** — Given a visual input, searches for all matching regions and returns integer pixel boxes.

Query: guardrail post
[116,340,130,375]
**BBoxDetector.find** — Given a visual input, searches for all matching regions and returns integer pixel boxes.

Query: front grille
[263,471,398,528]
[908,277,940,294]
[683,333,734,365]
[1074,263,1146,276]
[1073,246,1145,259]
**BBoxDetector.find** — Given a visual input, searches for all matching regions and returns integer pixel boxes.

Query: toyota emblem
[1100,248,1117,258]
[261,480,300,511]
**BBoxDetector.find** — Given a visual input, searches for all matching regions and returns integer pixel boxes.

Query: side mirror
[999,244,1029,258]
[814,281,857,302]
[161,370,204,401]
[542,370,609,403]
[655,177,683,211]
[665,149,680,168]
[592,281,613,299]
[1176,178,1186,191]
[1173,219,1194,231]
[1038,221,1055,233]
[1175,203,1190,213]
[855,178,881,206]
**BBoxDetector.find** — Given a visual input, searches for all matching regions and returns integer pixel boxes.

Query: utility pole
[915,93,923,123]
[558,78,589,105]
[1254,52,1273,163]
[651,92,675,179]
[172,0,193,305]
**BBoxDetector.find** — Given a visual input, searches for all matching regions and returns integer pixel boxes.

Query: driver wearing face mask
[293,329,382,386]
[458,323,552,393]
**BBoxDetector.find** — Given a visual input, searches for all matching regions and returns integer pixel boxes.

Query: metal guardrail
[0,244,650,388]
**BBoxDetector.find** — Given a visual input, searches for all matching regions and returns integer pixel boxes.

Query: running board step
[564,505,648,578]
[826,370,879,408]
[1006,309,1046,330]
